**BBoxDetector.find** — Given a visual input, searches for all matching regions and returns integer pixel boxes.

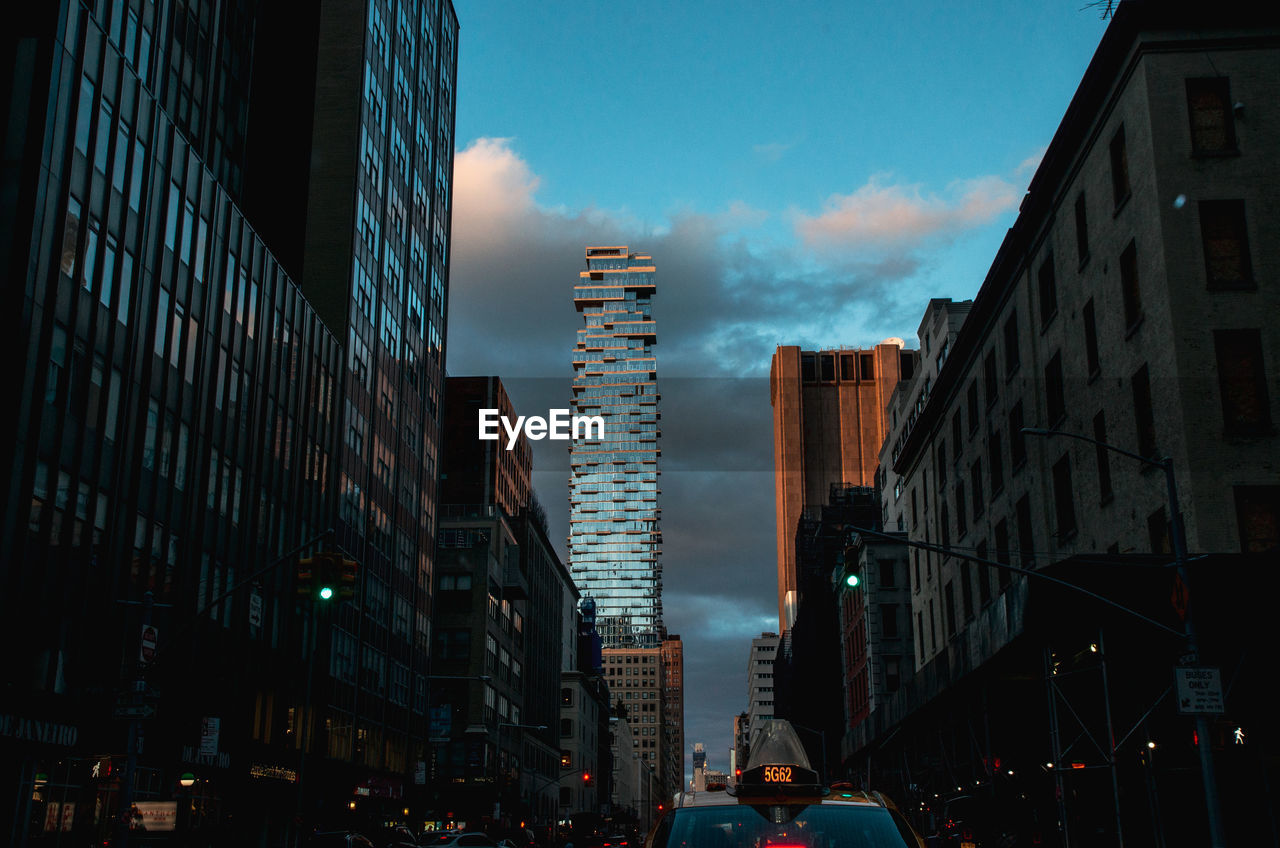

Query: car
[374,825,418,847]
[419,831,501,848]
[645,720,925,848]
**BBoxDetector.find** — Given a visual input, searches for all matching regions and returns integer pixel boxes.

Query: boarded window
[1214,329,1272,434]
[1200,200,1253,289]
[1186,77,1236,155]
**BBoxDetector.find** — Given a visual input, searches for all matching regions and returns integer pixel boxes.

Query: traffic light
[836,546,861,590]
[338,556,358,600]
[299,553,342,602]
[297,556,315,598]
[314,553,339,601]
[582,771,592,787]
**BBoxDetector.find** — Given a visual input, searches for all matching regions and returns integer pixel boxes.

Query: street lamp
[1021,427,1225,848]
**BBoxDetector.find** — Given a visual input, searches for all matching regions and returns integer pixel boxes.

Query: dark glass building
[0,0,457,844]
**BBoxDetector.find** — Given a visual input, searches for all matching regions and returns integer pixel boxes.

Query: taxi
[645,720,924,848]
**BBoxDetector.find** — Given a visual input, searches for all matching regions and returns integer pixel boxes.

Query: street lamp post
[1022,427,1225,848]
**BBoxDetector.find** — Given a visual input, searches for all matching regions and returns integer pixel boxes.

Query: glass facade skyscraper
[569,246,662,648]
[1,0,456,842]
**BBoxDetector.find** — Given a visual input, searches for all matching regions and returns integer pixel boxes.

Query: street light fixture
[1021,426,1225,848]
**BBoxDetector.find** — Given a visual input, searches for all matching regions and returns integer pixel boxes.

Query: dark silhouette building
[1,0,457,843]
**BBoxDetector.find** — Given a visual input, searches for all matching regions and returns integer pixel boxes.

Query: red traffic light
[582,771,590,782]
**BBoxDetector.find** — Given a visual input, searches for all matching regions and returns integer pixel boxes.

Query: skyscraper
[770,343,917,629]
[0,0,456,841]
[569,246,662,647]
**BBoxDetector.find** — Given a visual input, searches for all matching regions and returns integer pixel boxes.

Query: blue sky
[446,0,1114,783]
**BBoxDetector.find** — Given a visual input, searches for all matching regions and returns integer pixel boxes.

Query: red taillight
[962,830,973,841]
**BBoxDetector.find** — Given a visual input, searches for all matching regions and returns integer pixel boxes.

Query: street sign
[139,625,159,664]
[200,717,221,756]
[249,591,263,629]
[1175,666,1224,715]
[113,704,155,720]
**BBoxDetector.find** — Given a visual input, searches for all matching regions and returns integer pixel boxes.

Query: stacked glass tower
[569,247,662,647]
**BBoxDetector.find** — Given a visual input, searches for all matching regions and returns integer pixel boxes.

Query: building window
[960,562,974,621]
[1186,77,1236,155]
[1093,411,1113,503]
[971,459,984,519]
[885,658,901,693]
[1009,403,1026,469]
[1131,365,1157,457]
[561,687,573,707]
[988,431,1004,496]
[820,354,835,382]
[967,381,979,434]
[1214,329,1272,434]
[952,414,963,461]
[1052,454,1076,539]
[1038,255,1058,328]
[984,350,998,409]
[1074,192,1089,265]
[879,560,896,588]
[1045,352,1065,426]
[1120,240,1142,330]
[841,354,855,381]
[1235,486,1280,553]
[800,354,816,383]
[937,439,947,485]
[1004,311,1020,377]
[881,605,898,638]
[860,353,875,380]
[1200,200,1253,290]
[1082,299,1100,378]
[1110,125,1130,208]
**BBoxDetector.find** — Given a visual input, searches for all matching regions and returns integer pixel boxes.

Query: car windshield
[652,804,918,848]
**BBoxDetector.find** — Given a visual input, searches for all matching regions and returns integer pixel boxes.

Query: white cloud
[792,173,1020,255]
[1017,145,1049,177]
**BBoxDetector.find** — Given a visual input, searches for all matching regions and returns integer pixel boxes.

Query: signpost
[1175,667,1224,715]
[139,625,158,665]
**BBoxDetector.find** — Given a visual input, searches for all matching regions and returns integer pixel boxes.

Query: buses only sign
[1175,667,1224,715]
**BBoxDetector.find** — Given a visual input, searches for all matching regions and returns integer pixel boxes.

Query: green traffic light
[845,572,860,589]
[319,586,334,600]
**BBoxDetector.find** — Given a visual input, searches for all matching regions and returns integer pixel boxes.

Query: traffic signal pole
[111,590,153,848]
[1020,428,1225,848]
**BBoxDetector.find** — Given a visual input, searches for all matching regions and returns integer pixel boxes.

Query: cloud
[792,173,1020,255]
[1017,145,1049,177]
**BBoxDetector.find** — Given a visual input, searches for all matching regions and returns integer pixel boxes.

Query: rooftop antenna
[1081,0,1116,19]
